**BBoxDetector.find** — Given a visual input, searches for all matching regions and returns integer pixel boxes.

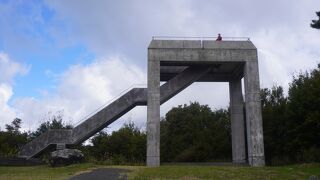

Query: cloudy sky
[0,0,319,132]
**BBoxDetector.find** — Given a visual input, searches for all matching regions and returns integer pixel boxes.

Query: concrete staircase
[19,65,212,158]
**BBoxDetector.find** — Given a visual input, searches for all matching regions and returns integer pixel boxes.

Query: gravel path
[70,168,131,180]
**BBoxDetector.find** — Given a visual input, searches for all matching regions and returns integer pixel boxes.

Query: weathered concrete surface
[51,149,83,159]
[147,56,160,167]
[147,65,213,166]
[71,88,148,144]
[202,40,256,49]
[160,65,213,104]
[244,60,265,167]
[149,40,257,62]
[148,40,265,167]
[19,129,72,158]
[19,65,213,160]
[160,62,243,82]
[49,149,83,167]
[229,78,246,164]
[20,40,265,168]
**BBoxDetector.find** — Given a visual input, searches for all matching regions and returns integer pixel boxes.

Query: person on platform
[216,33,222,41]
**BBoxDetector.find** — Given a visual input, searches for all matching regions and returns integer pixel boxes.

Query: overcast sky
[0,0,319,132]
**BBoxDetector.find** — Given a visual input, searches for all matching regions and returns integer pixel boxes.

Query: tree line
[0,64,319,165]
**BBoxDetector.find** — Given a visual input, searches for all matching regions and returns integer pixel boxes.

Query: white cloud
[2,0,320,133]
[43,0,320,89]
[161,82,230,114]
[254,27,320,92]
[0,52,29,130]
[0,52,30,84]
[13,56,146,131]
[0,83,16,129]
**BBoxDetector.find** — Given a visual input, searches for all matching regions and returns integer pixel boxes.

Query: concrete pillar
[244,60,265,167]
[147,53,160,167]
[229,78,246,164]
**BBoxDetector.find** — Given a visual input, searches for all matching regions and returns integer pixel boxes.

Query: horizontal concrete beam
[149,40,256,50]
[148,40,257,63]
[149,48,257,62]
[160,63,244,82]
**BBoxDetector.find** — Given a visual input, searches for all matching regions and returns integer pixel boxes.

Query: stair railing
[72,84,147,127]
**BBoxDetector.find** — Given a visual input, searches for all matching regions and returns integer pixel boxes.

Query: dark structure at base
[0,157,45,166]
[49,149,84,167]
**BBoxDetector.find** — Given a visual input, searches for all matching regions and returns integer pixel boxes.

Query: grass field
[0,163,319,180]
[129,164,320,180]
[0,163,100,180]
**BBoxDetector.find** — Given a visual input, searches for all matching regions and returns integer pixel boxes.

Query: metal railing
[152,36,250,41]
[72,84,147,127]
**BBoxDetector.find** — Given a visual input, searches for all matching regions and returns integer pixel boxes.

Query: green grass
[0,163,319,180]
[129,164,320,180]
[0,163,103,180]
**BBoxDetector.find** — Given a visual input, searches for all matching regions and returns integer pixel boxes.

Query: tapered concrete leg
[244,60,265,167]
[147,56,160,167]
[229,78,246,164]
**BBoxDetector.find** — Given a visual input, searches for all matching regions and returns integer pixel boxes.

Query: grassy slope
[0,163,319,180]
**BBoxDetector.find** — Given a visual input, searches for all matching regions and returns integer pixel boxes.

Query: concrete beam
[147,54,160,167]
[149,40,257,63]
[19,129,72,158]
[149,40,256,50]
[229,78,246,164]
[71,88,147,144]
[244,60,265,167]
[149,49,257,63]
[160,66,212,104]
[160,62,243,82]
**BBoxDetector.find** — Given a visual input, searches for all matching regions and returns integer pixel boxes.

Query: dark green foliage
[286,64,320,162]
[311,11,320,29]
[263,64,320,165]
[0,119,28,157]
[160,102,231,162]
[5,118,22,134]
[1,65,320,165]
[261,86,290,164]
[0,111,73,157]
[30,111,73,139]
[89,122,146,164]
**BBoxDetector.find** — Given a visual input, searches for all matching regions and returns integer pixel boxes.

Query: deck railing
[72,84,147,127]
[152,36,250,41]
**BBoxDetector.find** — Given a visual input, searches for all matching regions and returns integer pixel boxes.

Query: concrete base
[146,156,160,167]
[232,159,247,164]
[250,156,265,167]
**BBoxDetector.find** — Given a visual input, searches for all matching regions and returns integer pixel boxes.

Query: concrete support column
[147,54,160,167]
[229,78,246,164]
[244,60,265,167]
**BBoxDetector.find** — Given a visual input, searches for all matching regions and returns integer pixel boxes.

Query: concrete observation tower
[147,37,265,167]
[19,37,265,167]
